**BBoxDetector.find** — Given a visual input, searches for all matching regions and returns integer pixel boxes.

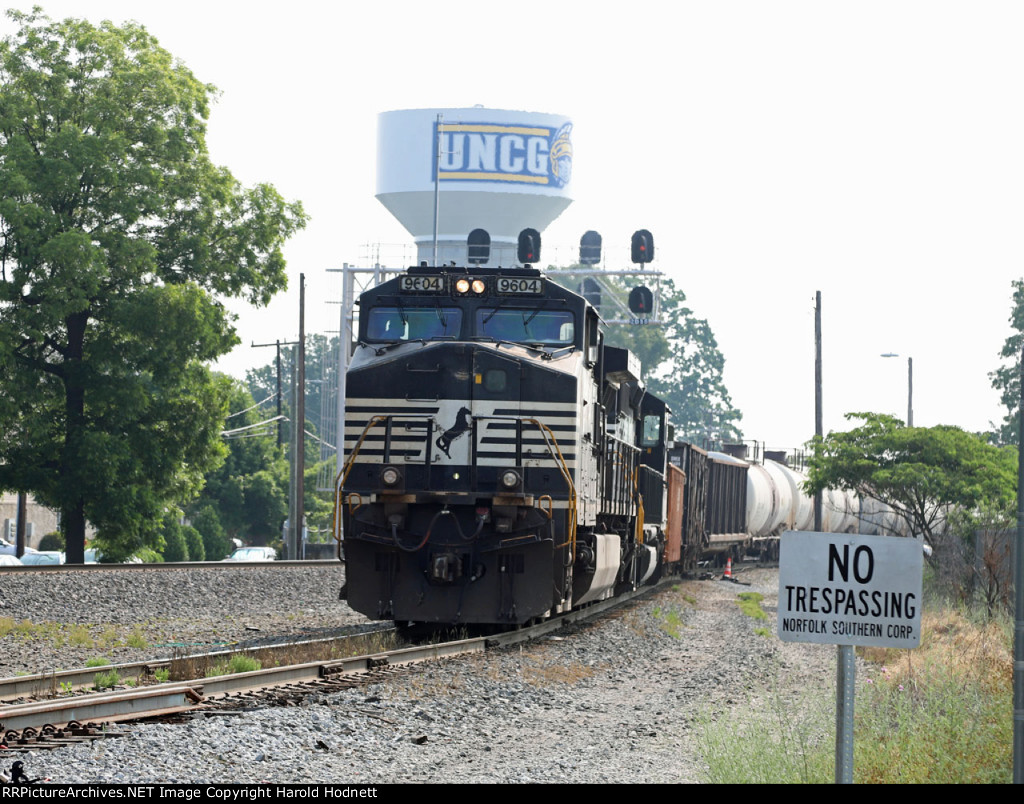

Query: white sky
[5,1,1023,450]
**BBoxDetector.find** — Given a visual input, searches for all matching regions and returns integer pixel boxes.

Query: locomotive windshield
[476,308,575,345]
[365,307,463,341]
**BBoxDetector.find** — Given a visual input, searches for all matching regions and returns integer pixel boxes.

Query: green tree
[159,514,188,562]
[182,524,204,562]
[548,269,742,442]
[0,11,307,563]
[806,413,1017,549]
[989,278,1024,445]
[187,380,289,544]
[190,503,230,561]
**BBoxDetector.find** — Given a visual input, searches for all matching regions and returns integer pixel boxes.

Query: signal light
[579,230,602,265]
[631,229,654,264]
[467,228,490,265]
[518,228,541,264]
[628,286,653,315]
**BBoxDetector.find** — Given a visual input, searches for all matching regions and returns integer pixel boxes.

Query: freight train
[333,254,876,627]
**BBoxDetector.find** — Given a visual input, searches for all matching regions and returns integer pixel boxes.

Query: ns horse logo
[436,407,472,458]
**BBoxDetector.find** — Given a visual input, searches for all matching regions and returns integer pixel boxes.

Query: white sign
[778,531,923,649]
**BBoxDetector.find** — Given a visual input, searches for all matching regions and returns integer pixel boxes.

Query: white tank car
[736,454,861,536]
[742,460,779,538]
[765,459,814,531]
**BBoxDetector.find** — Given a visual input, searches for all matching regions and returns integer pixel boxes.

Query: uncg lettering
[828,543,873,583]
[441,132,549,176]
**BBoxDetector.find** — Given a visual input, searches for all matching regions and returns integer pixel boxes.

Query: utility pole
[296,274,306,560]
[15,492,26,558]
[252,339,291,447]
[1014,343,1023,783]
[814,291,823,532]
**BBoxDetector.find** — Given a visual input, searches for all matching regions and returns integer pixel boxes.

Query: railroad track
[0,624,396,703]
[0,576,670,748]
[0,559,342,573]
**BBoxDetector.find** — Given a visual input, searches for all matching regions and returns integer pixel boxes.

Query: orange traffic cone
[723,557,733,580]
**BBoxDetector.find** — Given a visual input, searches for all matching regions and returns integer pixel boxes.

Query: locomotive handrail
[333,414,391,544]
[333,412,578,548]
[632,466,644,545]
[537,494,553,518]
[604,436,641,520]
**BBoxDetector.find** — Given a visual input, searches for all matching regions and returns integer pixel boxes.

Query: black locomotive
[333,260,705,626]
[331,241,885,627]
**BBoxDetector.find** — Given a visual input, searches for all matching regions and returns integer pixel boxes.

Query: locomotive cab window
[641,414,661,446]
[365,307,462,341]
[476,309,575,346]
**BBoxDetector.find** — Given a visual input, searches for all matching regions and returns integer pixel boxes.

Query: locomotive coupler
[430,552,463,584]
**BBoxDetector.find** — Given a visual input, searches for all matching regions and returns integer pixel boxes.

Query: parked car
[222,546,278,562]
[0,554,24,566]
[0,539,36,557]
[20,551,65,566]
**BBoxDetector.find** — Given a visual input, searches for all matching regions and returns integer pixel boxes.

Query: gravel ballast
[0,564,839,784]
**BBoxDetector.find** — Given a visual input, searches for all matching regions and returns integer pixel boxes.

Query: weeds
[851,607,1012,783]
[736,592,767,620]
[697,605,1013,783]
[651,606,685,639]
[697,679,834,783]
[206,654,262,677]
[85,657,111,668]
[67,625,93,647]
[93,669,120,689]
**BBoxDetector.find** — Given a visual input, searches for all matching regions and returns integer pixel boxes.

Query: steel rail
[0,638,490,736]
[0,560,343,573]
[0,626,396,702]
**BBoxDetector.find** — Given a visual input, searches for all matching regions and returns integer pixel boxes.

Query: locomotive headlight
[380,466,402,487]
[500,469,521,490]
[455,278,486,296]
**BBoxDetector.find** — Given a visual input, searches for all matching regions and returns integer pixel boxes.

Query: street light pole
[907,356,913,427]
[881,353,913,426]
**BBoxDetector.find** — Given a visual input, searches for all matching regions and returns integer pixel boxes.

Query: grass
[167,629,400,682]
[93,669,121,689]
[697,678,834,783]
[736,591,768,620]
[651,606,686,639]
[67,625,93,646]
[0,618,160,654]
[125,628,149,649]
[205,654,262,677]
[697,604,1014,783]
[851,608,1011,783]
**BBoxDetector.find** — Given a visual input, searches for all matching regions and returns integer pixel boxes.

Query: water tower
[376,107,574,266]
